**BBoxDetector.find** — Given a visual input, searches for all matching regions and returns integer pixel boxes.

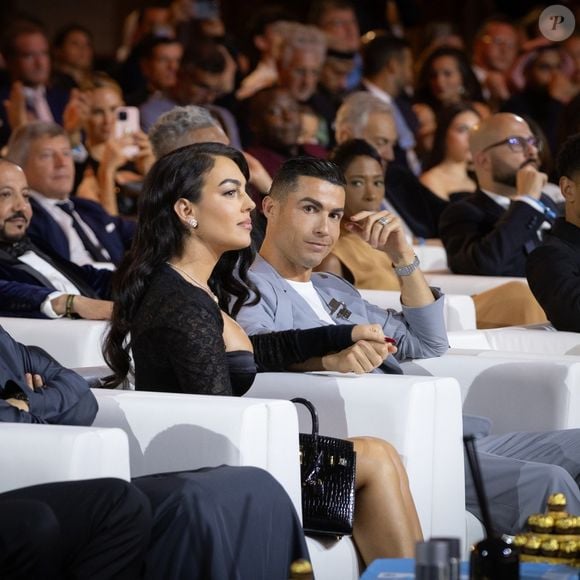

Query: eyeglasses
[482,135,542,154]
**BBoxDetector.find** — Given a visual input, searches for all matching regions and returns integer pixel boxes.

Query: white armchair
[0,317,107,367]
[247,372,465,540]
[359,290,477,331]
[246,372,466,577]
[402,354,580,433]
[0,423,130,494]
[448,327,580,355]
[91,390,303,518]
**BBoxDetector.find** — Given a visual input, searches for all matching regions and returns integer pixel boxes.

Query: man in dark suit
[0,159,112,318]
[0,21,70,148]
[439,112,560,276]
[527,133,580,332]
[6,122,135,267]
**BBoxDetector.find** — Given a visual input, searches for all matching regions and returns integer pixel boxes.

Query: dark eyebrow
[218,178,242,187]
[298,196,344,213]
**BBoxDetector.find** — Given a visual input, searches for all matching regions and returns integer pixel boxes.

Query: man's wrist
[389,249,417,267]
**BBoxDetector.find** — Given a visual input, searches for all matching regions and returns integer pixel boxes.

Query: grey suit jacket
[236,256,449,374]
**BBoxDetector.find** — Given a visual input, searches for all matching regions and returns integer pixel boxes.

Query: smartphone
[114,106,140,159]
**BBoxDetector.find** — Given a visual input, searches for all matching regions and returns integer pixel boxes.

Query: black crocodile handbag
[291,397,356,537]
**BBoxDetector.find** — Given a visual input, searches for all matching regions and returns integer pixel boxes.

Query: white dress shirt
[285,279,336,325]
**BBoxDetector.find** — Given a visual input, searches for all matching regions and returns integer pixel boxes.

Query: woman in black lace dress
[104,142,423,567]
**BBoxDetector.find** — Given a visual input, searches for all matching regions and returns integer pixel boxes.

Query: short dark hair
[182,38,226,74]
[307,0,354,25]
[474,14,516,42]
[1,20,47,60]
[269,157,346,200]
[137,34,181,61]
[52,23,93,50]
[362,35,410,78]
[330,138,383,172]
[557,133,580,180]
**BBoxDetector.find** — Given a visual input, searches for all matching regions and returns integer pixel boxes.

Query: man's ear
[560,176,576,203]
[474,150,489,172]
[173,198,196,224]
[262,194,276,218]
[335,126,353,145]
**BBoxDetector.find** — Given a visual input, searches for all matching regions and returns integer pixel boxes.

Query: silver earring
[188,218,198,229]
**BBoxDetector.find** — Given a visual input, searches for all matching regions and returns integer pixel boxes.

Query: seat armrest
[0,317,107,367]
[0,423,130,493]
[91,390,302,517]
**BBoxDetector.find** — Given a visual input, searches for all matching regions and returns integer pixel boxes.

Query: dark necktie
[56,201,108,262]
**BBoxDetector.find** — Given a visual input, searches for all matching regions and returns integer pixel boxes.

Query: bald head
[469,112,542,197]
[469,113,530,155]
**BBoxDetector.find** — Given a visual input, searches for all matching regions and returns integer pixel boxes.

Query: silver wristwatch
[393,254,420,276]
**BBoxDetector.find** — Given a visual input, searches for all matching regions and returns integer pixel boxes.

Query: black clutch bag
[291,397,356,537]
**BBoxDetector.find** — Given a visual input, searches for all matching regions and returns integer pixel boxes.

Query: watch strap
[392,254,420,276]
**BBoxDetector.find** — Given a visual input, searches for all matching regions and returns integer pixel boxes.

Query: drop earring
[188,217,198,229]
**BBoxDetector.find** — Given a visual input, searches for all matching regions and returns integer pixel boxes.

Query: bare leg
[349,436,423,566]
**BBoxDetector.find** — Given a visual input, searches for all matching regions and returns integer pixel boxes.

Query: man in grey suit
[236,156,580,535]
[237,157,448,373]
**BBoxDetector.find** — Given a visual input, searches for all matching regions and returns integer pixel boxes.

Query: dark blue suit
[527,218,580,332]
[0,243,111,318]
[0,325,97,424]
[0,85,69,147]
[439,189,560,276]
[28,197,135,266]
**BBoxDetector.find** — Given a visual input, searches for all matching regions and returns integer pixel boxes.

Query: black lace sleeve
[250,325,355,372]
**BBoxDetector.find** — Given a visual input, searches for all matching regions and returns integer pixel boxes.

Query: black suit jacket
[439,189,560,276]
[28,197,135,266]
[0,243,111,318]
[526,219,580,332]
[385,164,448,239]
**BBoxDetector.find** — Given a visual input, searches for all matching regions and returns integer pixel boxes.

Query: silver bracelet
[392,254,420,276]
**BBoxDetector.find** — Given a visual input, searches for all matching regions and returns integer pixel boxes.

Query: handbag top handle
[291,397,319,437]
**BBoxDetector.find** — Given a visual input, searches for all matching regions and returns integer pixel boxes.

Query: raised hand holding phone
[114,106,140,159]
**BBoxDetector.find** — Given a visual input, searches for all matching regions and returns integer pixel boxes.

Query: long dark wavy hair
[415,46,484,112]
[424,103,480,170]
[103,142,258,388]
